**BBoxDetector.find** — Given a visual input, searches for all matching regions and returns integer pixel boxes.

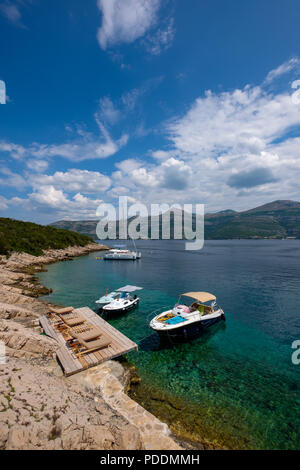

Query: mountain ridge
[51,200,300,240]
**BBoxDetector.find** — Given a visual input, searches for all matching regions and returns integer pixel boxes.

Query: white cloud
[0,1,22,26]
[143,17,175,55]
[161,157,192,190]
[98,96,121,125]
[3,58,300,220]
[97,0,161,49]
[0,167,27,189]
[26,159,49,173]
[1,184,106,220]
[151,149,176,161]
[28,185,104,219]
[264,57,300,84]
[167,86,300,157]
[115,158,144,173]
[0,141,26,159]
[107,58,300,211]
[30,169,111,194]
[0,195,8,210]
[112,156,192,193]
[131,167,158,187]
[29,124,128,162]
[121,88,142,111]
[0,121,128,163]
[30,185,70,210]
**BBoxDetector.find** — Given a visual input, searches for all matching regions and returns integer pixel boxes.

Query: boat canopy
[182,292,216,302]
[117,285,143,293]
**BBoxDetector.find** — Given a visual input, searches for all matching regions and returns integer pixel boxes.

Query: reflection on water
[39,240,300,449]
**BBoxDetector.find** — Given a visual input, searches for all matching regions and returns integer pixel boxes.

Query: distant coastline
[51,199,300,241]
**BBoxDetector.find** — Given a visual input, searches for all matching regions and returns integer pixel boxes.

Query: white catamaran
[103,248,141,260]
[150,292,225,339]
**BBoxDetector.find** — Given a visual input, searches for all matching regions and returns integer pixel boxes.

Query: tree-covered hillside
[0,218,94,256]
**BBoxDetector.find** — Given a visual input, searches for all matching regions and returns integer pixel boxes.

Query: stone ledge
[69,362,182,451]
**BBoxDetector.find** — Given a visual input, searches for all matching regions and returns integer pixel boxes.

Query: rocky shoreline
[0,243,181,450]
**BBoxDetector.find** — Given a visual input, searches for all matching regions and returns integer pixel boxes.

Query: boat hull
[104,254,137,260]
[150,313,225,339]
[102,298,139,316]
[103,251,141,260]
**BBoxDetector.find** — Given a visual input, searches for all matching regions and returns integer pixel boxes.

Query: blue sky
[1,0,300,223]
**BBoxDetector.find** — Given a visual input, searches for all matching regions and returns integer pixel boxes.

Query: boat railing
[147,305,173,323]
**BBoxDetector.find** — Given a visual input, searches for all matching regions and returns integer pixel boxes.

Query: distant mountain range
[51,200,300,240]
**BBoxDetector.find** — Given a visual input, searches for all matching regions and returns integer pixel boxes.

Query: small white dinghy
[150,292,225,339]
[102,285,143,316]
[95,289,119,307]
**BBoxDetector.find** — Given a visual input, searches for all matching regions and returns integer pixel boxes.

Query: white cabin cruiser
[150,292,225,339]
[102,285,143,315]
[104,249,141,260]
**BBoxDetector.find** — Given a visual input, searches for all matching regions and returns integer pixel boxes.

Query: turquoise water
[38,240,300,449]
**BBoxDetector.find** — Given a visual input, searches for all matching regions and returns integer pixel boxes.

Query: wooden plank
[78,314,137,352]
[76,307,137,349]
[39,308,138,376]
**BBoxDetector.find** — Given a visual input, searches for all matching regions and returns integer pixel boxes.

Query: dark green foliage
[0,218,94,256]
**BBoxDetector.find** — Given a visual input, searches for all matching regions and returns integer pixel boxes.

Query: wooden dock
[40,307,138,376]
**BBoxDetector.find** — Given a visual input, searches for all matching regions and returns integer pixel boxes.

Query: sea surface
[39,240,300,449]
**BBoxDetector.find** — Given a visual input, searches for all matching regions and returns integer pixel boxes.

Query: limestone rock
[0,358,143,450]
[0,319,57,359]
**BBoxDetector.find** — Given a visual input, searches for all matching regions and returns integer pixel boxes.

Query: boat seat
[78,334,111,352]
[71,327,102,342]
[71,324,100,335]
[49,306,74,315]
[197,305,205,315]
[60,313,85,327]
[192,303,213,315]
[158,312,175,322]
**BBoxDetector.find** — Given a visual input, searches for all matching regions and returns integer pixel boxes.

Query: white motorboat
[102,285,143,315]
[103,249,141,260]
[150,292,225,339]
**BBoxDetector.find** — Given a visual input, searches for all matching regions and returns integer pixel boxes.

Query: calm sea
[39,240,300,449]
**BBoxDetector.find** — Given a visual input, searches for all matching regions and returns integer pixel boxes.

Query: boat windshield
[189,301,218,314]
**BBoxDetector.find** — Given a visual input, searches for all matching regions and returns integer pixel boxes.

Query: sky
[1,0,300,223]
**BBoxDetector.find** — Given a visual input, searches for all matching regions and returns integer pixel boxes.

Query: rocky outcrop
[0,319,57,360]
[0,244,107,323]
[70,362,182,451]
[0,303,38,321]
[0,357,142,450]
[0,243,105,273]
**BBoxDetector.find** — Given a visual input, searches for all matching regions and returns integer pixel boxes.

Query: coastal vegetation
[0,218,94,256]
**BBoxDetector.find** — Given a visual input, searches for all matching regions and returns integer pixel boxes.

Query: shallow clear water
[38,240,300,449]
